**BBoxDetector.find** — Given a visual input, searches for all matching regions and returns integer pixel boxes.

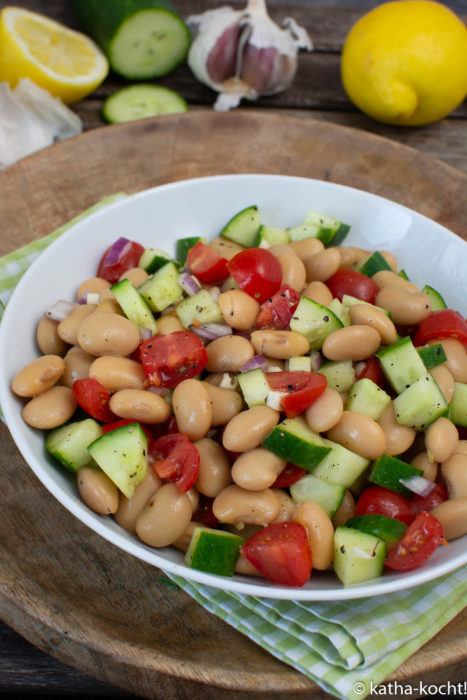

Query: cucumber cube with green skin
[286,356,312,372]
[290,296,343,350]
[418,344,447,369]
[221,205,261,248]
[257,225,290,247]
[345,378,391,420]
[175,236,206,265]
[377,336,427,394]
[369,455,423,496]
[111,278,157,334]
[302,211,351,247]
[46,419,103,474]
[138,261,183,312]
[287,224,318,242]
[237,368,269,407]
[355,251,392,277]
[87,423,148,498]
[185,527,243,576]
[421,285,447,311]
[345,515,407,547]
[290,474,345,518]
[319,360,355,392]
[175,288,222,328]
[312,443,370,489]
[327,298,350,326]
[262,418,332,471]
[393,373,449,430]
[139,247,176,274]
[449,382,467,427]
[333,527,387,585]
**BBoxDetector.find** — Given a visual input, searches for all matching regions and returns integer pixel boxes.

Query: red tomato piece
[186,241,229,285]
[228,248,282,304]
[356,486,414,525]
[255,285,301,330]
[97,238,145,284]
[241,522,312,586]
[410,483,448,516]
[273,463,307,488]
[266,371,327,418]
[72,377,116,423]
[326,269,379,303]
[385,511,445,571]
[355,356,386,389]
[140,331,208,388]
[192,495,218,528]
[413,309,467,346]
[151,433,200,492]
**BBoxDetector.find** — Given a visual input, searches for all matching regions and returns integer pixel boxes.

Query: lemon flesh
[0,7,108,104]
[341,0,467,126]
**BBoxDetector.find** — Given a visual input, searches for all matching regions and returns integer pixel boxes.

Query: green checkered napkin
[1,195,465,700]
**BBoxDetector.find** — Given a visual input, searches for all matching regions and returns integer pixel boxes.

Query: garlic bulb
[187,0,312,111]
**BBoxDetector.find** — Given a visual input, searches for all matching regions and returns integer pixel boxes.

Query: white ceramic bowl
[1,174,466,600]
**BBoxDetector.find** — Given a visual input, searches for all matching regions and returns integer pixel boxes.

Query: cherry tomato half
[385,511,445,571]
[413,309,467,346]
[72,377,116,423]
[186,241,229,285]
[140,331,208,388]
[410,483,448,516]
[228,248,282,304]
[272,463,307,488]
[241,521,312,587]
[97,238,145,284]
[151,433,200,492]
[356,486,414,526]
[355,356,386,389]
[255,285,301,330]
[327,269,379,304]
[266,371,327,418]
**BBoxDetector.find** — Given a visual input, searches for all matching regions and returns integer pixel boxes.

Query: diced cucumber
[237,368,269,407]
[103,84,188,123]
[312,442,370,488]
[257,225,290,247]
[287,224,318,242]
[369,455,423,496]
[290,296,343,350]
[72,0,190,80]
[319,360,356,392]
[286,356,312,372]
[262,418,332,471]
[87,422,148,498]
[46,419,102,474]
[175,288,222,327]
[327,298,350,326]
[341,294,391,318]
[333,527,386,585]
[345,378,391,420]
[111,278,157,334]
[355,251,392,277]
[139,261,183,312]
[345,514,407,546]
[185,526,243,577]
[221,205,261,248]
[398,269,410,280]
[139,246,176,273]
[418,343,447,369]
[377,336,427,394]
[290,474,345,518]
[393,373,449,430]
[176,236,206,265]
[421,285,447,311]
[302,211,351,247]
[449,382,467,427]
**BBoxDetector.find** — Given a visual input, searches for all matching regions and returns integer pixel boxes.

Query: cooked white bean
[378,401,416,456]
[327,411,387,460]
[349,304,398,345]
[136,483,192,547]
[231,448,286,491]
[205,335,254,372]
[60,345,95,388]
[305,388,343,432]
[302,280,333,306]
[222,406,280,452]
[77,467,119,515]
[430,365,456,403]
[57,304,96,345]
[277,251,306,292]
[304,247,340,283]
[195,438,232,497]
[114,469,162,533]
[441,453,467,499]
[109,389,171,423]
[218,289,260,330]
[22,386,76,429]
[322,325,381,361]
[294,501,334,570]
[425,417,458,463]
[212,485,280,527]
[77,312,141,357]
[410,451,438,481]
[430,497,467,541]
[375,286,431,326]
[89,355,145,391]
[428,338,467,383]
[36,316,68,356]
[202,382,243,426]
[12,355,64,397]
[172,379,212,441]
[250,330,310,359]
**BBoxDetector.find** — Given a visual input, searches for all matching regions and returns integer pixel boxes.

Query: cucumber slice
[110,278,157,334]
[421,285,447,311]
[319,360,356,392]
[312,442,369,488]
[346,514,407,546]
[290,474,345,518]
[103,84,188,124]
[185,527,243,577]
[302,211,351,247]
[377,336,427,394]
[418,343,447,369]
[327,298,350,326]
[220,206,261,248]
[333,527,387,585]
[369,455,423,496]
[175,288,222,327]
[393,372,449,430]
[237,368,269,408]
[138,261,183,312]
[355,251,392,277]
[290,296,343,350]
[72,0,190,79]
[345,378,391,420]
[176,236,206,265]
[262,417,332,471]
[139,247,176,274]
[257,225,290,247]
[449,382,467,427]
[46,419,102,474]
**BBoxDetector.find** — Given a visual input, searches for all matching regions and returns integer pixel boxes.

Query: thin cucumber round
[103,84,188,123]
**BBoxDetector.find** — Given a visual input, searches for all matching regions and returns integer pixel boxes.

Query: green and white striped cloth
[1,195,465,700]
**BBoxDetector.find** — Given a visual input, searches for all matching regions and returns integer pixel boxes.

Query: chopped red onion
[45,300,76,321]
[192,323,233,340]
[78,292,88,305]
[105,237,131,265]
[310,351,321,371]
[140,327,154,340]
[179,272,201,296]
[399,475,436,498]
[239,354,267,372]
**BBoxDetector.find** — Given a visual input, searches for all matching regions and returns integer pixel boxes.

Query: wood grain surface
[0,112,466,700]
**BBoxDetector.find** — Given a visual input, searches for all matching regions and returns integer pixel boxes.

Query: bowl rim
[1,172,466,601]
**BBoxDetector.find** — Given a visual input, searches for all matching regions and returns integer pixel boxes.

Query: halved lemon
[0,6,108,104]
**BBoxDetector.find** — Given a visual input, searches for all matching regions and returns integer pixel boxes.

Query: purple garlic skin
[207,23,243,83]
[240,45,297,95]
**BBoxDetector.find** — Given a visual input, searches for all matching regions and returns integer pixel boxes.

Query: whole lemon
[341,0,467,126]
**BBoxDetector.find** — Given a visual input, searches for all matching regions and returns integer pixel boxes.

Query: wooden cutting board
[0,112,466,699]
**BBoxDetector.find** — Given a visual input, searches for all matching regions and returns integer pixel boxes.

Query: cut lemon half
[0,6,109,104]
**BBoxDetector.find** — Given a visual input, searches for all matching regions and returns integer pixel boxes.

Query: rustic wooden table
[0,1,466,699]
